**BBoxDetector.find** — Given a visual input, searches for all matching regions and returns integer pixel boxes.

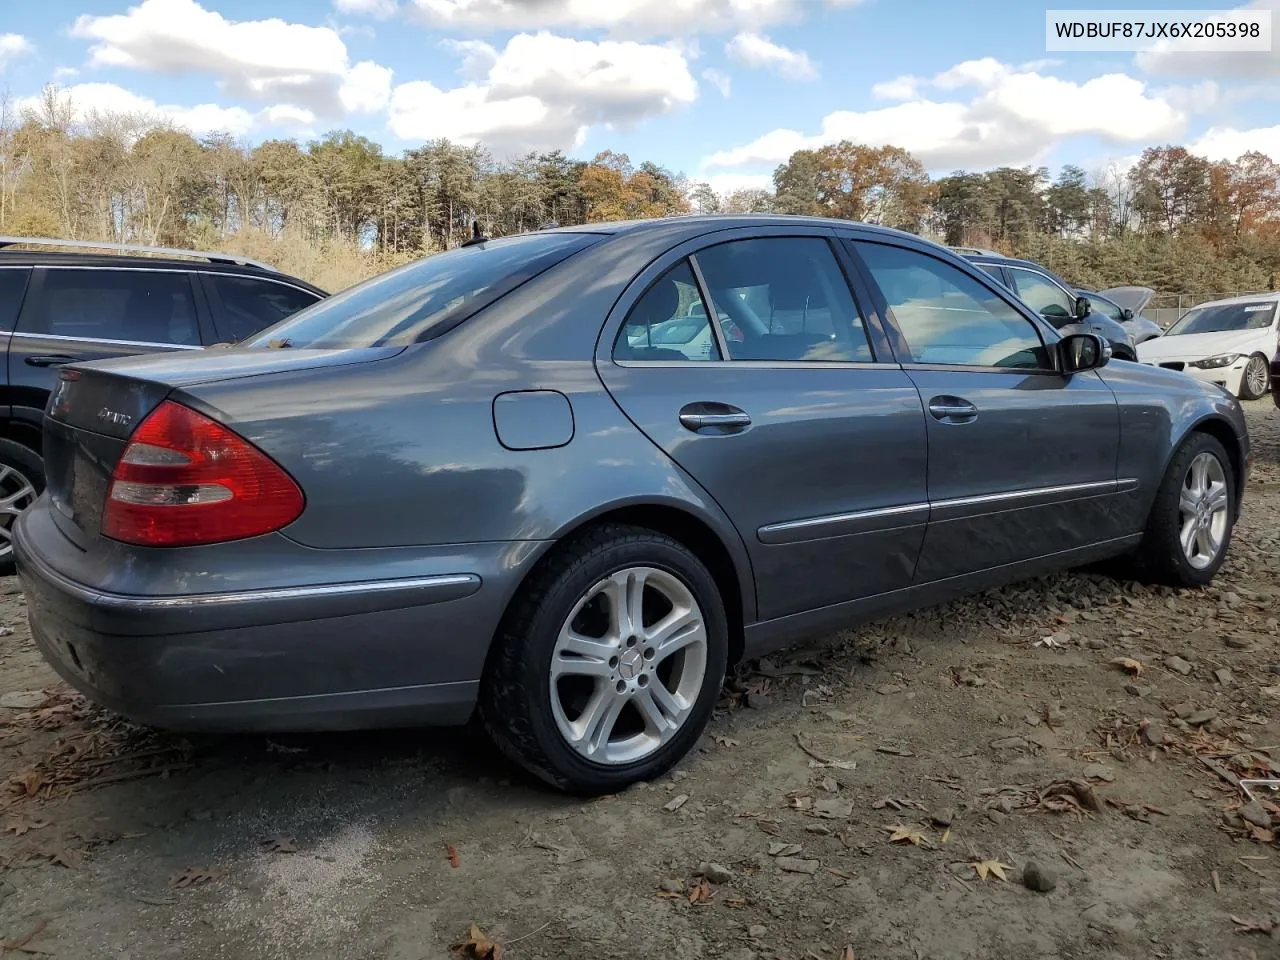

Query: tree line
[1,85,1277,296]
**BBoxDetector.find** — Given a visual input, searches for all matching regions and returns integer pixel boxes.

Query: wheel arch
[1183,415,1247,517]
[0,419,42,456]
[489,498,756,674]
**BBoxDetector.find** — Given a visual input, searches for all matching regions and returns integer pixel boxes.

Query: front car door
[7,267,207,432]
[846,238,1124,582]
[596,226,930,623]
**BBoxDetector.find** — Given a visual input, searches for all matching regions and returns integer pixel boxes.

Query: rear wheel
[0,439,44,576]
[479,524,729,795]
[1129,432,1235,587]
[1239,354,1270,401]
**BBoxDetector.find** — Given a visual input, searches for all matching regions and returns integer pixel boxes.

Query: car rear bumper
[13,500,525,732]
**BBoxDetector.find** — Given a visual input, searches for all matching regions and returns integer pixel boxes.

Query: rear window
[243,232,602,349]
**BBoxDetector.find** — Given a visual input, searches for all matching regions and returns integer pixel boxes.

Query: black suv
[952,248,1138,362]
[0,236,326,569]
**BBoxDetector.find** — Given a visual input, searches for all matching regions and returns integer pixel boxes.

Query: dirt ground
[0,402,1278,960]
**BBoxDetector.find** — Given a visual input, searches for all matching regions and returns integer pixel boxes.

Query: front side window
[1008,268,1076,321]
[0,268,32,329]
[1091,297,1123,322]
[693,237,873,362]
[21,269,200,346]
[614,260,722,362]
[208,274,321,343]
[855,242,1051,370]
[245,231,602,349]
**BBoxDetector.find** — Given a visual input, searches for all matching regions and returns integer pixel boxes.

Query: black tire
[1129,432,1235,588]
[1239,353,1270,401]
[479,523,729,795]
[0,438,44,577]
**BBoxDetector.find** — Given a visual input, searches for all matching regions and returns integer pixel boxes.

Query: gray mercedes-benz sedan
[14,216,1251,794]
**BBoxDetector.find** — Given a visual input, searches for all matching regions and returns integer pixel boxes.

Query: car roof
[542,214,927,244]
[0,249,326,295]
[1183,291,1280,310]
[957,251,1049,271]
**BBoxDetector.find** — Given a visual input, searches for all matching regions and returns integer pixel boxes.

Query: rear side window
[20,269,200,346]
[207,274,321,343]
[0,268,32,329]
[245,232,602,349]
[615,260,722,362]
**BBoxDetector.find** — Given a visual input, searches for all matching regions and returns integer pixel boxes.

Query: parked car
[0,236,326,571]
[16,217,1249,795]
[1137,293,1278,400]
[953,248,1138,361]
[1077,286,1163,345]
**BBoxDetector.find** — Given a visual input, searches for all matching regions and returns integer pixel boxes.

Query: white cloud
[72,0,392,119]
[334,0,398,17]
[871,75,920,101]
[725,32,816,81]
[703,172,775,195]
[702,68,732,98]
[443,39,499,80]
[17,82,318,138]
[391,31,697,155]
[407,0,863,38]
[53,66,81,81]
[1136,0,1279,77]
[1152,81,1221,113]
[0,34,33,69]
[1190,124,1280,162]
[705,61,1186,172]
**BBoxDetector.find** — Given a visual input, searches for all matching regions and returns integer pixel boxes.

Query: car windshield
[1165,301,1278,336]
[242,231,602,349]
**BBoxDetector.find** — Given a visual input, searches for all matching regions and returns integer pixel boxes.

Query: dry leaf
[884,825,930,847]
[453,923,505,959]
[687,878,712,905]
[170,866,223,888]
[447,844,461,869]
[1230,915,1275,935]
[261,836,297,854]
[970,859,1011,881]
[4,817,50,837]
[51,847,85,869]
[788,795,814,811]
[840,948,855,960]
[1109,657,1143,678]
[713,735,739,747]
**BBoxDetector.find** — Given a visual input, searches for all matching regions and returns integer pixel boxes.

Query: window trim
[608,231,890,368]
[847,239,1062,376]
[15,265,206,348]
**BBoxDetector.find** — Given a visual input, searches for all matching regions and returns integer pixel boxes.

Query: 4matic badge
[97,407,134,428]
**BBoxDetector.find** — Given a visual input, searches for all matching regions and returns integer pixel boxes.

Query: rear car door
[7,268,206,431]
[597,227,930,622]
[847,239,1123,582]
[200,273,323,344]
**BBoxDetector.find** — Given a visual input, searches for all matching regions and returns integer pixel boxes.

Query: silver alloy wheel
[0,464,37,561]
[1243,355,1268,399]
[1178,451,1230,570]
[549,566,708,766]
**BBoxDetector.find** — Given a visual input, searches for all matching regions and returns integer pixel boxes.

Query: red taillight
[103,400,304,547]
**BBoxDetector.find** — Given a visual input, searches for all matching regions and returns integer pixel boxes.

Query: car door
[0,266,33,423]
[596,228,930,622]
[847,239,1123,582]
[200,272,324,344]
[7,267,206,430]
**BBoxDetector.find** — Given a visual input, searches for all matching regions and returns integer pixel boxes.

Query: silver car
[15,216,1251,794]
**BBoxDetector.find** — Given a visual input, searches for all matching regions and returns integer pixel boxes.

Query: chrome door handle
[679,411,752,430]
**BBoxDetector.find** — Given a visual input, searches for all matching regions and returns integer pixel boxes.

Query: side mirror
[1059,332,1110,373]
[1074,296,1092,320]
[1121,308,1134,321]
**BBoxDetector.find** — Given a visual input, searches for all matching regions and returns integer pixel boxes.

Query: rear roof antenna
[461,221,488,247]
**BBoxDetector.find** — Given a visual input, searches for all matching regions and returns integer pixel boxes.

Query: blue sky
[1,0,1277,194]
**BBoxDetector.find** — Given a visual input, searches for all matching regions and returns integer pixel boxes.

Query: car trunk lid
[41,346,398,548]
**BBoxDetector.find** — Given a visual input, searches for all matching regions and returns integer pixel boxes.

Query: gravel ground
[0,400,1277,960]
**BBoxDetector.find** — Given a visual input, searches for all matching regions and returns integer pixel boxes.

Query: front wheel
[479,524,729,794]
[1239,354,1270,401]
[1130,432,1235,587]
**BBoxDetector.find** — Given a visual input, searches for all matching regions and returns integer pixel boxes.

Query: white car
[1137,294,1278,400]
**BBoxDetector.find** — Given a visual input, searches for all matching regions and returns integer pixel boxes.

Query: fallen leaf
[447,844,461,868]
[4,818,50,837]
[261,836,297,854]
[713,735,739,748]
[1211,869,1221,893]
[840,948,855,960]
[970,859,1012,881]
[884,825,931,847]
[787,795,814,811]
[1230,915,1275,935]
[452,923,505,959]
[51,847,85,869]
[0,919,48,954]
[170,867,224,889]
[1110,657,1143,678]
[687,878,712,905]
